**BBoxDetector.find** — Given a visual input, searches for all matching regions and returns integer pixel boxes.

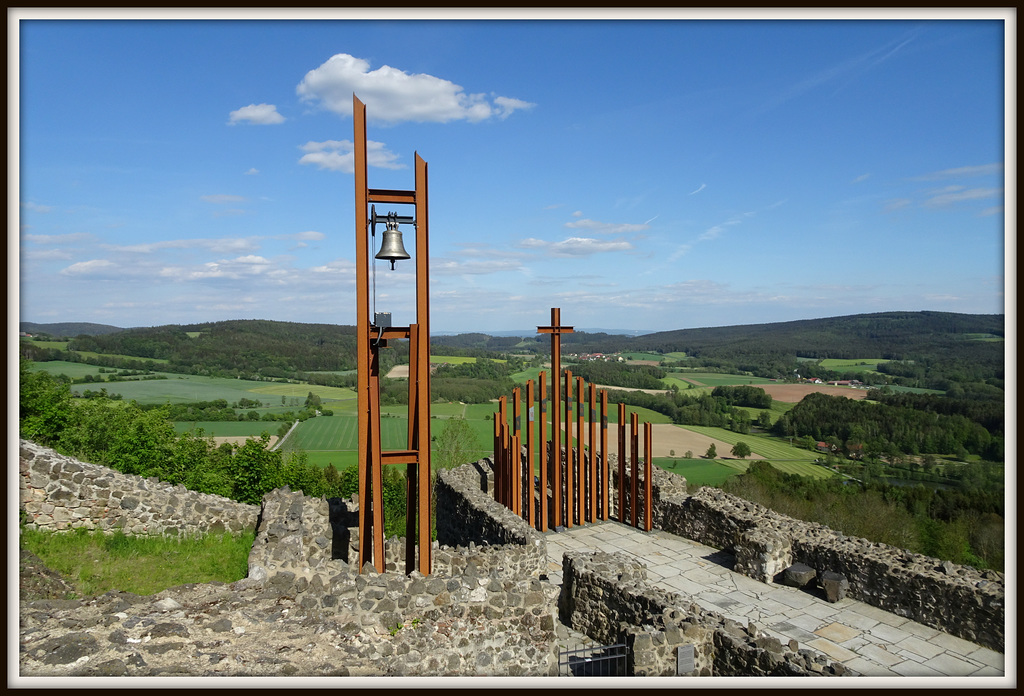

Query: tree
[731,441,752,459]
[704,443,717,459]
[434,417,478,471]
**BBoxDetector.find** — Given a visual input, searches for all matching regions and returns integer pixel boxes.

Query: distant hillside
[630,311,1004,360]
[20,322,125,338]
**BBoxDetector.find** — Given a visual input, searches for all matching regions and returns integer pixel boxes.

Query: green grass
[819,358,886,374]
[654,457,745,487]
[23,339,70,350]
[677,425,836,479]
[27,360,110,380]
[20,527,254,597]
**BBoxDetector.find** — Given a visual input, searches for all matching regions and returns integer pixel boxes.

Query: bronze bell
[375,220,411,270]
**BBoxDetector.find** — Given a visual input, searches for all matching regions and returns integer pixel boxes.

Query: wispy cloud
[298,139,404,173]
[201,194,246,204]
[228,103,285,125]
[910,163,1003,181]
[564,218,650,235]
[21,201,54,213]
[296,53,535,125]
[758,31,918,113]
[923,186,1003,208]
[689,183,706,195]
[519,236,633,257]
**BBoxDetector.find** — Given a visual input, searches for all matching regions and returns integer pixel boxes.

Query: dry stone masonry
[19,440,258,537]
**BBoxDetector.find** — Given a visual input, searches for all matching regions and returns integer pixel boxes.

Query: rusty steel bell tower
[352,94,432,575]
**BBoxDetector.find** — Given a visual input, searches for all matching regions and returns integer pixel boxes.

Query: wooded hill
[21,311,1004,390]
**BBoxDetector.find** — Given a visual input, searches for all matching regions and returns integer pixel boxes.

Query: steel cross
[537,308,574,528]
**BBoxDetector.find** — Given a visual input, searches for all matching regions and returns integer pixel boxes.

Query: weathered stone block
[820,571,849,603]
[782,563,817,588]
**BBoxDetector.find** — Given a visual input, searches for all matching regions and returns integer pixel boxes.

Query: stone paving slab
[542,520,1006,679]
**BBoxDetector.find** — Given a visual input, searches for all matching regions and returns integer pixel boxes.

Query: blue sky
[13,11,1011,334]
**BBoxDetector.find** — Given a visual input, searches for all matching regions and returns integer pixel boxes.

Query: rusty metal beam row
[491,340,654,534]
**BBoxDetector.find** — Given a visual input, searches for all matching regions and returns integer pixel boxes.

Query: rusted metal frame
[538,370,548,531]
[600,390,609,521]
[564,369,574,528]
[367,188,416,204]
[526,379,536,529]
[630,412,640,529]
[617,403,626,523]
[588,382,597,523]
[644,422,653,532]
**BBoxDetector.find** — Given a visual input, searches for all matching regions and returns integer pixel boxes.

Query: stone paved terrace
[542,519,1007,680]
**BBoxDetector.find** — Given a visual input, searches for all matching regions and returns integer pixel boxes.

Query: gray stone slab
[867,622,913,645]
[841,656,899,677]
[855,642,906,667]
[964,646,1005,669]
[893,635,946,660]
[889,659,945,677]
[923,652,991,676]
[767,621,819,644]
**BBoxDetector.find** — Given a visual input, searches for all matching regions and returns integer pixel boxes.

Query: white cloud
[60,259,118,276]
[519,236,633,257]
[689,183,706,195]
[22,232,94,244]
[852,174,870,183]
[298,139,404,173]
[228,103,285,125]
[245,168,260,175]
[296,53,535,124]
[107,237,260,255]
[564,218,649,235]
[21,201,53,213]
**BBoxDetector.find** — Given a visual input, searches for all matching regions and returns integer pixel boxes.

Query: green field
[654,457,745,487]
[173,421,281,437]
[677,425,837,480]
[431,355,506,364]
[819,358,886,374]
[668,372,776,388]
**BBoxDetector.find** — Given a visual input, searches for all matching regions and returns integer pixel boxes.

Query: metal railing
[558,641,629,676]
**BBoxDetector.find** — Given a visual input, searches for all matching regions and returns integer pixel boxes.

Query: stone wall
[18,442,560,677]
[657,486,1005,652]
[560,550,849,676]
[19,439,259,537]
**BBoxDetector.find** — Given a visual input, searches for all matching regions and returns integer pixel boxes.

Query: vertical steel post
[512,386,522,517]
[576,375,584,524]
[526,379,536,528]
[617,403,626,523]
[413,154,431,575]
[588,382,596,523]
[631,412,639,528]
[538,370,548,531]
[600,390,609,521]
[644,421,654,532]
[564,369,573,527]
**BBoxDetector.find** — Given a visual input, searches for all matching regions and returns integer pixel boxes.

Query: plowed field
[756,384,870,403]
